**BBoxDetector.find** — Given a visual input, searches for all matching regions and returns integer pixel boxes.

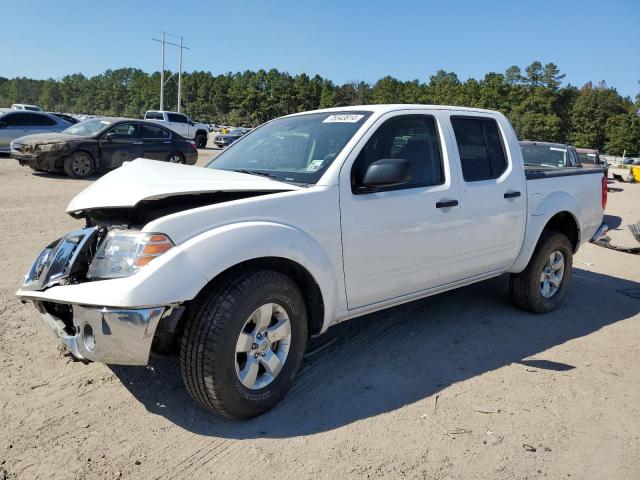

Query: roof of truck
[287,104,503,117]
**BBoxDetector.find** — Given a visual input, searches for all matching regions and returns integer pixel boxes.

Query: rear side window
[167,113,187,123]
[140,124,171,139]
[352,115,443,192]
[451,117,507,182]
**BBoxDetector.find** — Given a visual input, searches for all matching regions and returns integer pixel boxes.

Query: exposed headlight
[87,230,174,280]
[36,142,69,153]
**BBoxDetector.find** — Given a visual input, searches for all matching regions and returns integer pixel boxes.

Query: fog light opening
[83,324,96,351]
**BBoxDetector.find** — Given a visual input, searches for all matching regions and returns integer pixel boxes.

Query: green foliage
[0,62,638,155]
[604,113,640,156]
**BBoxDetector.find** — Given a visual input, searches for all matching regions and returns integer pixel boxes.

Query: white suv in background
[144,110,209,148]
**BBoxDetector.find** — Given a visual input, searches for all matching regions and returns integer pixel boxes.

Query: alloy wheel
[540,250,565,298]
[234,303,292,390]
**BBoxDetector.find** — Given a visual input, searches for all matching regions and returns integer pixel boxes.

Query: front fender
[179,221,339,331]
[508,191,583,273]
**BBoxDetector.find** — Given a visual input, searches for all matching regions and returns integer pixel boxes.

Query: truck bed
[525,166,607,180]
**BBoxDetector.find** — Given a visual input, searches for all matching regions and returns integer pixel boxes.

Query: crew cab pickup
[143,110,209,148]
[16,105,608,419]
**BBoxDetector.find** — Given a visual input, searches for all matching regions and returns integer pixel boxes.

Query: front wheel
[180,270,308,419]
[63,151,94,178]
[509,232,573,313]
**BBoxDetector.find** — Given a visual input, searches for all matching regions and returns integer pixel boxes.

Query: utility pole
[153,32,189,112]
[178,36,183,112]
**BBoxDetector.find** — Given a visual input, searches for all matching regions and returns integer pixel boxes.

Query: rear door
[340,110,462,309]
[167,113,190,138]
[448,114,526,278]
[99,122,143,168]
[140,123,173,160]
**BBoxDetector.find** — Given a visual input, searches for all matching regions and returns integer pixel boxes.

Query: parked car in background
[622,158,640,165]
[213,128,246,148]
[11,103,43,112]
[47,112,79,125]
[144,110,209,148]
[576,148,608,176]
[0,111,71,153]
[11,118,197,178]
[16,105,607,419]
[520,141,581,168]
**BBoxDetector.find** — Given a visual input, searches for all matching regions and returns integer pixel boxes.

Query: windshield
[521,144,568,168]
[64,119,113,136]
[207,111,371,184]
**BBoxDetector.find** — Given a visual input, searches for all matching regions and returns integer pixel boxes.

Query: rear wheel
[167,152,184,164]
[195,134,207,149]
[180,270,307,419]
[63,151,94,178]
[509,232,573,313]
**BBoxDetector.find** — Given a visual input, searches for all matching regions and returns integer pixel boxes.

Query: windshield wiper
[232,169,279,181]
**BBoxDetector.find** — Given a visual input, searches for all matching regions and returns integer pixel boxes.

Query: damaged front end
[18,225,185,365]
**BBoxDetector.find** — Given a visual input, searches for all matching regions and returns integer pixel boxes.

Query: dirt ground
[0,151,639,480]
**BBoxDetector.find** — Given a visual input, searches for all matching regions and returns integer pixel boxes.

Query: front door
[340,111,462,310]
[100,122,143,169]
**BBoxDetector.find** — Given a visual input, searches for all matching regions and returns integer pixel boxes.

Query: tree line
[1,61,638,155]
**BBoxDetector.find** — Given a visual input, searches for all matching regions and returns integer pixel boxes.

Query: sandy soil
[0,152,639,480]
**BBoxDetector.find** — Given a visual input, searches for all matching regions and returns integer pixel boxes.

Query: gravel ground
[0,151,639,480]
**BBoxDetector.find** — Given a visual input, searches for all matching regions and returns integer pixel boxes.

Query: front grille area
[23,227,101,291]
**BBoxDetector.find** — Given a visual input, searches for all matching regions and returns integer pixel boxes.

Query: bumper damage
[33,302,170,365]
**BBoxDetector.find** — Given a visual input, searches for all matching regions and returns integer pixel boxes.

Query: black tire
[63,151,94,178]
[180,270,308,419]
[509,231,573,314]
[195,133,207,149]
[167,151,185,164]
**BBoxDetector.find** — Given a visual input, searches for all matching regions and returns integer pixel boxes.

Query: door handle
[504,191,521,199]
[436,199,459,209]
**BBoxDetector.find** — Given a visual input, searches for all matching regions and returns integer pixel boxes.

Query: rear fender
[508,191,582,273]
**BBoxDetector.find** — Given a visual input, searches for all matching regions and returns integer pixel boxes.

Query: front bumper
[33,302,167,365]
[11,151,64,171]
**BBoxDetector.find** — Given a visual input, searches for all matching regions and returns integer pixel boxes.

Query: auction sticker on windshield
[323,114,365,123]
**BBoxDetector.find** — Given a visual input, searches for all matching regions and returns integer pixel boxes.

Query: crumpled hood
[66,158,300,212]
[14,132,85,145]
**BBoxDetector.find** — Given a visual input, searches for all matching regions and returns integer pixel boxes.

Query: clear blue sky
[2,0,639,98]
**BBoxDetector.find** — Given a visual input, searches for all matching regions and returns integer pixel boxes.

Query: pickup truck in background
[143,110,209,148]
[16,105,607,419]
[576,147,609,177]
[520,141,582,168]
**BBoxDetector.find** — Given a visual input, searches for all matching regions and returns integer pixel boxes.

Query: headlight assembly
[87,230,174,280]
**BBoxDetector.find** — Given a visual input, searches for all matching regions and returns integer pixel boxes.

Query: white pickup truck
[17,105,607,419]
[143,110,209,148]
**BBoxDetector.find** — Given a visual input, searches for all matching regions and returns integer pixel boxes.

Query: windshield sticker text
[323,114,365,123]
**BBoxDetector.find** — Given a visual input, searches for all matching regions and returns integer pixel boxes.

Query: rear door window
[140,124,171,139]
[451,117,507,182]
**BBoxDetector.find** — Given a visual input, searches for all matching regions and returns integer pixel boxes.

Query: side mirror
[104,132,118,142]
[0,121,7,129]
[188,120,194,126]
[357,158,411,193]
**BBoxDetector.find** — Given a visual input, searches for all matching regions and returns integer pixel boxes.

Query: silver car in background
[0,111,71,153]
